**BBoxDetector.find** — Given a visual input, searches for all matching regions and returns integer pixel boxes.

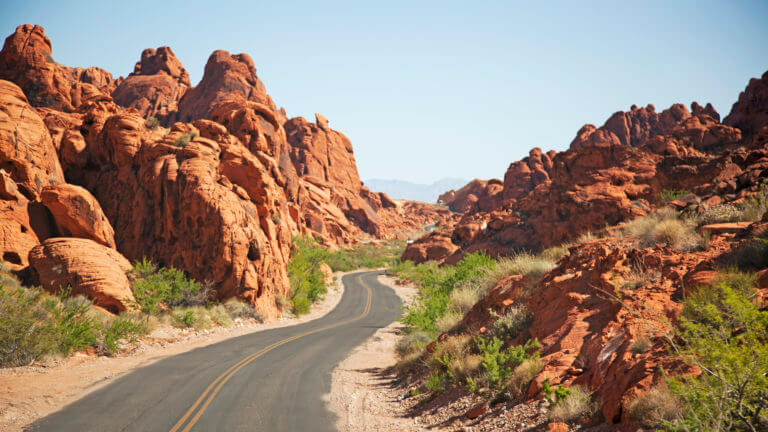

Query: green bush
[129,259,208,314]
[475,336,540,396]
[492,306,531,341]
[44,294,98,355]
[0,285,57,367]
[287,237,328,315]
[101,315,150,355]
[666,279,768,430]
[398,252,495,336]
[174,131,197,147]
[170,307,214,330]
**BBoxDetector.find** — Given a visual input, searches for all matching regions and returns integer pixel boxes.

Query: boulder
[40,183,116,248]
[28,238,135,313]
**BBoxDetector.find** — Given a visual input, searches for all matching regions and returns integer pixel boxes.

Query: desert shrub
[129,259,207,314]
[657,189,691,205]
[170,307,214,330]
[396,330,431,357]
[425,373,445,393]
[275,293,292,311]
[741,187,768,222]
[145,116,160,130]
[400,252,495,336]
[613,258,660,291]
[495,252,556,280]
[174,131,197,147]
[287,237,329,316]
[699,204,744,225]
[727,238,768,271]
[223,299,263,321]
[547,385,595,422]
[626,385,682,428]
[629,335,652,354]
[0,285,57,367]
[623,210,704,252]
[666,279,768,431]
[44,294,98,355]
[447,279,484,314]
[474,336,540,396]
[101,315,150,355]
[507,357,543,399]
[435,309,462,333]
[491,306,531,341]
[539,244,571,262]
[207,304,234,327]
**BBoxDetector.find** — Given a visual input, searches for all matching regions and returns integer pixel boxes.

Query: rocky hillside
[405,76,768,264]
[0,24,448,317]
[393,66,768,430]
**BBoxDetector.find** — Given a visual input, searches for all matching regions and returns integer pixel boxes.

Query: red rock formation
[502,147,555,202]
[40,184,116,248]
[439,178,503,213]
[28,238,135,313]
[724,70,768,143]
[177,50,275,122]
[112,47,190,122]
[0,25,116,112]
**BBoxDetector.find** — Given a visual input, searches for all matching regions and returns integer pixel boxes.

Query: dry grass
[492,306,531,340]
[613,258,661,291]
[396,330,431,357]
[548,386,596,422]
[626,385,682,427]
[629,335,653,354]
[448,282,483,314]
[435,310,462,333]
[508,357,544,398]
[274,293,292,311]
[623,210,704,252]
[448,354,483,380]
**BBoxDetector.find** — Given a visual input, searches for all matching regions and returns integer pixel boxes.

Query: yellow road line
[169,273,374,432]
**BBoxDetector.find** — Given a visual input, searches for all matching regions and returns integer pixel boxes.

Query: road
[28,270,402,432]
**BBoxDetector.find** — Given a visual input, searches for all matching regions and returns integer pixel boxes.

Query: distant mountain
[364,178,468,203]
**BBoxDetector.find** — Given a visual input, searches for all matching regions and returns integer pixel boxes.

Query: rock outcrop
[28,238,136,313]
[724,70,768,142]
[112,47,190,122]
[0,24,447,317]
[439,178,503,213]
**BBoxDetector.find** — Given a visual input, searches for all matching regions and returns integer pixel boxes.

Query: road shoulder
[327,274,421,432]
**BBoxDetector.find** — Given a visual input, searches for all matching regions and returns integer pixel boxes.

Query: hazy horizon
[3,0,767,184]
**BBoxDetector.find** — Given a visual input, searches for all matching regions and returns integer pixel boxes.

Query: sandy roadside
[0,273,350,432]
[328,274,423,432]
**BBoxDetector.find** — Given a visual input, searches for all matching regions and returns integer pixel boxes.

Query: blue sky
[2,1,767,183]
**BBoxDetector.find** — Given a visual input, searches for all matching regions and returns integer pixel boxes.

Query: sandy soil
[0,274,347,432]
[328,274,422,432]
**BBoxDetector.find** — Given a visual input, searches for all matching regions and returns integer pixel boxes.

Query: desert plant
[170,307,214,330]
[0,285,57,367]
[275,293,292,311]
[223,299,263,321]
[129,259,207,314]
[547,385,595,422]
[666,280,768,431]
[425,373,445,393]
[174,131,197,147]
[475,336,540,395]
[491,306,531,341]
[145,116,160,130]
[44,294,98,355]
[435,309,462,333]
[626,385,682,428]
[657,189,691,205]
[623,210,704,252]
[101,315,150,355]
[699,204,744,225]
[507,357,544,399]
[396,330,431,357]
[207,304,234,327]
[629,335,653,354]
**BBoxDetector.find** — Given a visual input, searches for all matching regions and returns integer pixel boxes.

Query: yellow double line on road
[169,274,373,432]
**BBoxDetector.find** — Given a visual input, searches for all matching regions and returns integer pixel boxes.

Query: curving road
[28,270,402,432]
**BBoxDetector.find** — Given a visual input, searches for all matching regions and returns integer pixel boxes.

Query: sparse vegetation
[626,385,682,428]
[629,335,652,354]
[547,385,595,422]
[664,273,768,431]
[145,116,160,130]
[622,209,705,251]
[129,258,211,315]
[173,131,197,147]
[491,306,531,340]
[657,189,691,205]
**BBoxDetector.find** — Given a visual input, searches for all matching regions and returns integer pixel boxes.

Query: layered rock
[28,238,135,313]
[112,47,190,122]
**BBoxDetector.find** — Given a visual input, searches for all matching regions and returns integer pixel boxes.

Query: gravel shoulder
[328,274,421,432]
[0,273,347,432]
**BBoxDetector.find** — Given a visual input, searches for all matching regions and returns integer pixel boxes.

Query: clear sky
[2,1,768,183]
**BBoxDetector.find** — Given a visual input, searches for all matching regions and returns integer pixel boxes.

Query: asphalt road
[28,270,402,432]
